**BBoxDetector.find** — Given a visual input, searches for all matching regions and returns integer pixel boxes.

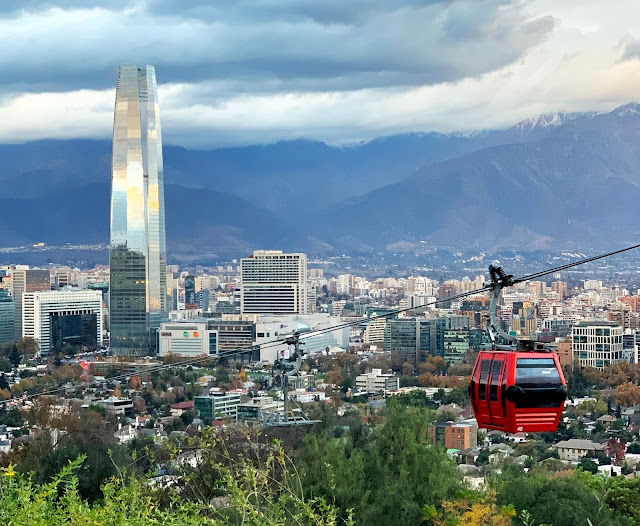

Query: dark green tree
[8,344,21,366]
[181,411,195,426]
[580,457,599,474]
[607,476,640,524]
[0,408,23,427]
[295,405,462,526]
[495,470,629,526]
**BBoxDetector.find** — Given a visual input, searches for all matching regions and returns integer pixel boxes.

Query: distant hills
[1,103,639,260]
[319,103,640,252]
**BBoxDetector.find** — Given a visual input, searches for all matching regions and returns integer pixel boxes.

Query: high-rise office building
[109,65,167,355]
[572,321,624,370]
[11,269,50,340]
[510,301,537,337]
[22,290,103,356]
[184,275,196,306]
[240,251,308,314]
[0,289,15,345]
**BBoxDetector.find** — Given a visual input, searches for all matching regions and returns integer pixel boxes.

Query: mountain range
[1,103,639,261]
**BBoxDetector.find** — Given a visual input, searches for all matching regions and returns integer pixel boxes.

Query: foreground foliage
[8,397,640,526]
[0,448,352,526]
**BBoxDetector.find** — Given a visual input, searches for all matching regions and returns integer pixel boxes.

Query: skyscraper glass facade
[110,65,167,355]
[0,289,15,345]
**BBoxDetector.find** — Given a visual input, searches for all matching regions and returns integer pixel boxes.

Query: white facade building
[363,315,386,344]
[247,313,346,362]
[289,390,326,403]
[355,369,400,393]
[159,321,218,357]
[22,289,103,356]
[572,321,624,369]
[240,251,308,314]
[408,293,436,311]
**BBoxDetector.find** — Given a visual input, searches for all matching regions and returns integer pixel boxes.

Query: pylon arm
[487,264,517,345]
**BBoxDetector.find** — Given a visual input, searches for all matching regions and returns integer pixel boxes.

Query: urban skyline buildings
[240,250,308,315]
[10,269,50,341]
[109,65,167,356]
[22,289,103,356]
[0,289,15,345]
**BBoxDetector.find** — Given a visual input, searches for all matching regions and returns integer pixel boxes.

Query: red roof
[170,400,194,410]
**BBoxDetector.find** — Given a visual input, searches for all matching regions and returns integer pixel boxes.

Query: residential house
[554,439,605,461]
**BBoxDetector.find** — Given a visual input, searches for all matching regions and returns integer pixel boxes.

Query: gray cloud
[622,39,640,60]
[10,1,638,149]
[0,0,555,95]
[0,0,129,14]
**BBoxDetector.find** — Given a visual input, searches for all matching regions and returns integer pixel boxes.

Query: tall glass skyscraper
[109,65,167,355]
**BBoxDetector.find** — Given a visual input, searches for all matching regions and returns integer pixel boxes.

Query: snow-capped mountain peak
[612,101,640,116]
[511,112,589,133]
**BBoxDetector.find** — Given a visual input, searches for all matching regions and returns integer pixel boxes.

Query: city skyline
[2,3,640,521]
[109,65,167,356]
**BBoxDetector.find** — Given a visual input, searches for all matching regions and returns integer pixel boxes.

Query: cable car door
[472,355,493,427]
[487,357,506,429]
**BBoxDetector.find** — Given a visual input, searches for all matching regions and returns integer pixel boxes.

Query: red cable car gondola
[469,349,566,433]
[469,265,567,434]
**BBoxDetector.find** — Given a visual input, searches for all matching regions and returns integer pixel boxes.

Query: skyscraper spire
[109,65,167,355]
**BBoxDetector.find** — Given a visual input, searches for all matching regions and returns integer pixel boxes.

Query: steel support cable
[0,286,493,405]
[3,243,639,406]
[511,243,640,284]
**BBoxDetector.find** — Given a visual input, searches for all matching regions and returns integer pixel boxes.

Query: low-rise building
[288,390,326,403]
[194,393,242,423]
[429,420,478,450]
[170,400,195,417]
[288,373,316,390]
[554,439,605,460]
[355,368,399,393]
[99,396,134,416]
[596,414,617,428]
[159,321,218,357]
[237,396,282,423]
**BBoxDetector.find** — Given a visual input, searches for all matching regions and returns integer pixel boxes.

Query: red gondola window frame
[489,359,503,402]
[478,359,491,400]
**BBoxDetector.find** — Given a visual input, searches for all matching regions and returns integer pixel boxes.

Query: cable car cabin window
[478,359,492,400]
[489,360,503,402]
[515,358,561,388]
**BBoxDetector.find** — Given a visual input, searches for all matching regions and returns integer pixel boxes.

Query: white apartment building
[11,268,50,340]
[22,289,103,356]
[331,300,347,316]
[289,390,326,403]
[159,321,219,357]
[408,293,436,311]
[363,315,386,344]
[240,251,308,315]
[584,280,604,291]
[355,369,400,393]
[572,321,624,369]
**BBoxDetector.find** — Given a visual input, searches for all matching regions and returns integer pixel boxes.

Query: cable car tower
[263,332,319,428]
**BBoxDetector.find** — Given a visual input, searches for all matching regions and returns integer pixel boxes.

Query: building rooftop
[170,400,195,410]
[576,321,621,327]
[554,439,605,450]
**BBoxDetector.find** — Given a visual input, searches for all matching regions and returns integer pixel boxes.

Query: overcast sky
[0,0,639,148]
